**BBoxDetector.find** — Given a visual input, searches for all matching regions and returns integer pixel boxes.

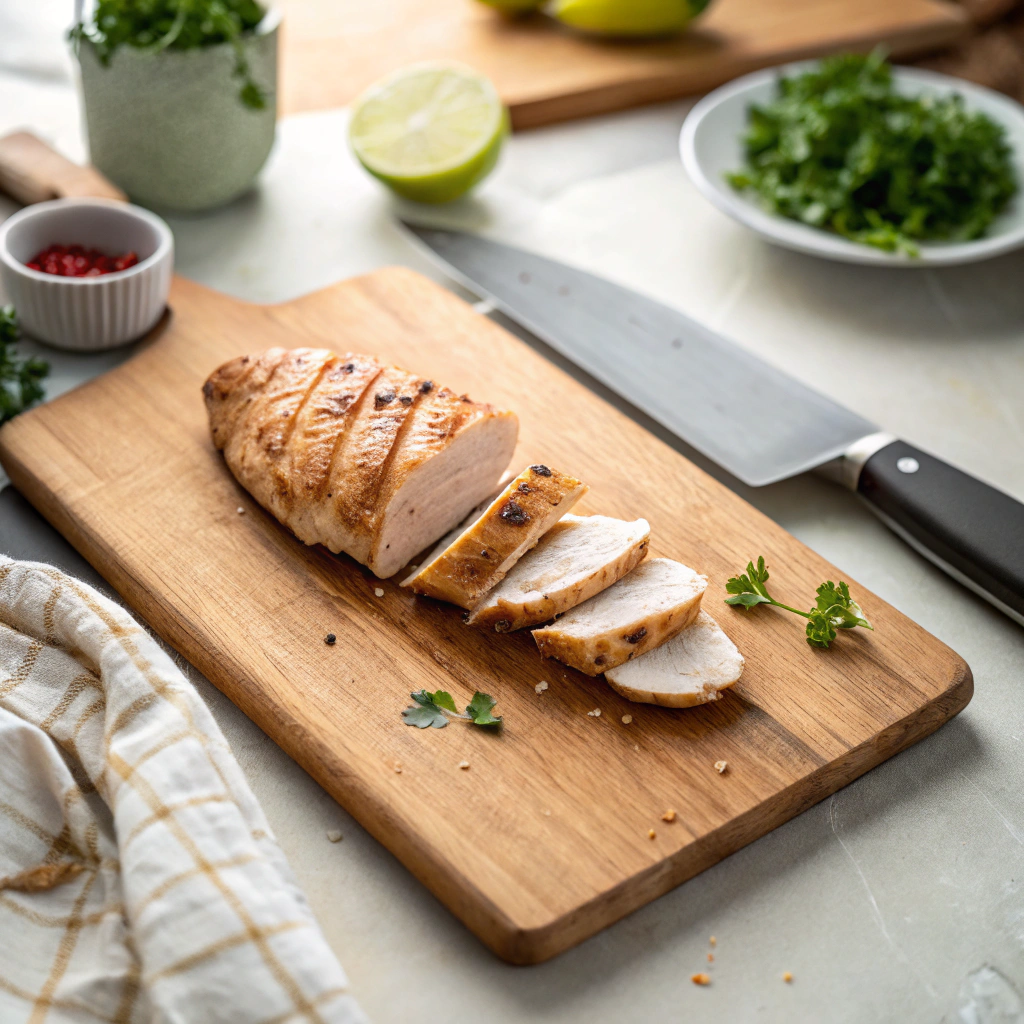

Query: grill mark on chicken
[287,357,384,503]
[208,349,287,448]
[330,366,423,536]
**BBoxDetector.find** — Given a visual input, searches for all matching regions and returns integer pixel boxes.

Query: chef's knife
[402,222,1024,627]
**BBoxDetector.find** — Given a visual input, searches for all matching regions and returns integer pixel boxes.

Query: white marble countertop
[2,15,1024,1022]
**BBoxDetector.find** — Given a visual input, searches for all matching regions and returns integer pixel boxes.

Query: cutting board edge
[0,428,974,964]
[506,8,968,129]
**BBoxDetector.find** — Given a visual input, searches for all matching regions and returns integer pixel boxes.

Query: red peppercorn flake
[25,244,139,278]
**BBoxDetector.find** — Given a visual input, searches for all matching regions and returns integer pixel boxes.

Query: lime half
[349,64,508,204]
[549,0,708,36]
[476,0,544,13]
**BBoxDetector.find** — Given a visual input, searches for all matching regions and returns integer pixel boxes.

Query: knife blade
[402,222,1024,627]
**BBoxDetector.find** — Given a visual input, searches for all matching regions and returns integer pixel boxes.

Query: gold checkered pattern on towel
[0,557,367,1024]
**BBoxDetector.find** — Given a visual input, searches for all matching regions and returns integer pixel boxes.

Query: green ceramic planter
[76,10,279,213]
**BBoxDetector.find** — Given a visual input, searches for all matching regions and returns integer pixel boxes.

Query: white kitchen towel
[0,556,367,1024]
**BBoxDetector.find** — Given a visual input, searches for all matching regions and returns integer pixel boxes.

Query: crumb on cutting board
[715,760,728,774]
[535,680,548,694]
[393,762,403,774]
[236,507,245,514]
[662,809,676,823]
[587,708,601,717]
[621,714,632,724]
[458,760,470,770]
[374,587,385,598]
[647,828,656,840]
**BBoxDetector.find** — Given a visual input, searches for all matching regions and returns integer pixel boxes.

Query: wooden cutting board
[0,269,972,964]
[276,0,967,127]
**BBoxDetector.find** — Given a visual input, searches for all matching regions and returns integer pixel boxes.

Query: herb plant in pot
[71,0,279,213]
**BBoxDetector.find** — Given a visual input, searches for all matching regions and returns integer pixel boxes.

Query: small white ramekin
[0,197,173,352]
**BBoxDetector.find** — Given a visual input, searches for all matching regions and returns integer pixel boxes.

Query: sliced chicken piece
[531,558,707,676]
[204,348,518,578]
[401,465,588,609]
[604,611,744,707]
[468,514,650,632]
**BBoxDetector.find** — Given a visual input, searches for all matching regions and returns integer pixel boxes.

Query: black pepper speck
[325,634,336,645]
[375,392,396,408]
[530,464,552,477]
[625,627,648,645]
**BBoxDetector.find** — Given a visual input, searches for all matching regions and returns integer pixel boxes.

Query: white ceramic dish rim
[680,62,1024,267]
[0,197,174,286]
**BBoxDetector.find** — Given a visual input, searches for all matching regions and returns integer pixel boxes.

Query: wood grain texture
[0,270,972,963]
[275,0,967,127]
[0,132,127,205]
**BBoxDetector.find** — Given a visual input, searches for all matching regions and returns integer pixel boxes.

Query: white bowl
[0,197,174,350]
[680,64,1024,267]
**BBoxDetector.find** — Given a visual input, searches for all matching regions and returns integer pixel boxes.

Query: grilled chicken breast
[204,347,519,578]
[468,514,650,632]
[531,558,707,675]
[401,465,588,609]
[604,611,744,706]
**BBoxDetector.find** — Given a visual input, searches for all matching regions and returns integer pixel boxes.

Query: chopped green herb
[0,307,49,426]
[727,51,1018,255]
[70,0,270,110]
[725,556,872,649]
[402,689,503,730]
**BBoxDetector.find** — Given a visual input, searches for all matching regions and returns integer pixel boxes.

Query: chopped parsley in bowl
[726,51,1018,256]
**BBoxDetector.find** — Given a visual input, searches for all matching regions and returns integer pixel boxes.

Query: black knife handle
[857,440,1024,625]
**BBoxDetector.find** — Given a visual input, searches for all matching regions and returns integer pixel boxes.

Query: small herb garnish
[727,50,1018,255]
[402,689,503,729]
[725,556,872,648]
[0,307,49,426]
[70,0,270,110]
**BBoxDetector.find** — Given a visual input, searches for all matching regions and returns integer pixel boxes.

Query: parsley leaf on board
[726,556,872,649]
[0,307,49,426]
[465,692,503,728]
[727,50,1018,255]
[70,0,270,109]
[402,689,503,730]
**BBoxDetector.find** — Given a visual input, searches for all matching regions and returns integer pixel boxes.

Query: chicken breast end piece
[531,557,707,676]
[604,611,744,707]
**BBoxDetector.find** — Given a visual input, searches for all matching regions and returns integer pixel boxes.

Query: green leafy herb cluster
[402,689,503,730]
[0,307,49,426]
[725,556,872,648]
[71,0,269,109]
[727,51,1018,254]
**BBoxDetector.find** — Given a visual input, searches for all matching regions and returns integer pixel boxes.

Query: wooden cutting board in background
[275,0,967,127]
[0,269,972,963]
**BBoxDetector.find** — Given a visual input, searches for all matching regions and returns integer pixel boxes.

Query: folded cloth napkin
[0,556,368,1024]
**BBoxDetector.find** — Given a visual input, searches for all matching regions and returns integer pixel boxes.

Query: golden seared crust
[329,365,423,550]
[285,355,383,505]
[221,349,334,524]
[204,348,287,451]
[402,465,589,609]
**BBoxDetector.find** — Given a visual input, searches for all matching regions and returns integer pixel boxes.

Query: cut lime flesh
[349,64,508,204]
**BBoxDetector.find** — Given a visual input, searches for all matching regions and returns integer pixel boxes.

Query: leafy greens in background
[725,556,872,648]
[0,307,48,426]
[70,0,269,109]
[727,50,1018,254]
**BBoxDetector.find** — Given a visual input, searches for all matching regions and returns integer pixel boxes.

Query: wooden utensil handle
[0,132,126,206]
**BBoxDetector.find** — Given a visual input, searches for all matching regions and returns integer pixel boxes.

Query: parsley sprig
[727,51,1018,255]
[70,0,270,110]
[402,689,503,729]
[0,307,49,426]
[725,556,872,648]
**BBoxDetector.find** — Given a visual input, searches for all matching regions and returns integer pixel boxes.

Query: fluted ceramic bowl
[0,198,173,351]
